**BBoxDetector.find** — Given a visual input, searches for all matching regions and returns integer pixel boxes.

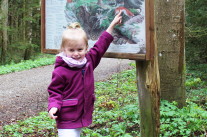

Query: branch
[185,27,207,37]
[202,125,207,136]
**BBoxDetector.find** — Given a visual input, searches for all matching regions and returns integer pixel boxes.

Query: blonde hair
[60,22,88,52]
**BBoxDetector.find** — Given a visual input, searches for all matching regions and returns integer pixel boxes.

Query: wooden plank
[43,49,59,54]
[43,49,146,60]
[145,0,150,60]
[103,52,145,60]
[149,0,155,60]
[146,0,155,60]
[41,0,45,53]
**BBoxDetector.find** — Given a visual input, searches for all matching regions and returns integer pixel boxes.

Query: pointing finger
[118,10,122,16]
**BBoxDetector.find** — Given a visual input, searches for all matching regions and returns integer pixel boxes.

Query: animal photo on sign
[64,0,146,54]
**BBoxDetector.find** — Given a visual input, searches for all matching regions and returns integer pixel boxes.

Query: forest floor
[0,58,134,128]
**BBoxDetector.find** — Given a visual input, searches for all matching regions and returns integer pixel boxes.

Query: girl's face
[63,39,88,62]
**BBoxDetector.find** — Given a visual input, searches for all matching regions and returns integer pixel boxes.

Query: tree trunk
[24,0,33,60]
[155,0,186,108]
[15,15,20,60]
[10,2,14,61]
[1,0,8,64]
[22,0,28,60]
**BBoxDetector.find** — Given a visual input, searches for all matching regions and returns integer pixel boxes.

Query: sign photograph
[41,0,154,60]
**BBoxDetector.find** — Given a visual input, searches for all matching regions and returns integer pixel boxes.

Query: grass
[0,57,206,136]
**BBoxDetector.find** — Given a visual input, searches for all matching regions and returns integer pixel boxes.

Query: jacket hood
[54,56,68,69]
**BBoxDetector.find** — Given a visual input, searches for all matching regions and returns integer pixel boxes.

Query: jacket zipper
[82,69,85,77]
[62,99,77,101]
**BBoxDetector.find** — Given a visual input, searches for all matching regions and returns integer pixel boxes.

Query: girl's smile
[63,39,88,62]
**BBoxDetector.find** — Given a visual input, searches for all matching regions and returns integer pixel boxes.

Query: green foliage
[185,0,207,28]
[0,55,56,75]
[160,100,207,137]
[0,62,207,136]
[128,8,139,15]
[185,0,207,64]
[185,78,202,89]
[75,0,97,8]
[0,112,57,137]
[186,64,207,90]
[185,64,207,109]
[99,9,115,29]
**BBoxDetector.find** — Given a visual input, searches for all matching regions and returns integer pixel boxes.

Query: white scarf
[56,52,87,68]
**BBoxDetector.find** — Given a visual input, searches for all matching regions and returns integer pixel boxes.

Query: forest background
[0,0,206,66]
[0,0,206,65]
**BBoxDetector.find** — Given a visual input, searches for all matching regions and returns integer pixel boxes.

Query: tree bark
[155,0,186,108]
[10,2,14,61]
[22,0,30,60]
[24,0,33,60]
[1,0,8,64]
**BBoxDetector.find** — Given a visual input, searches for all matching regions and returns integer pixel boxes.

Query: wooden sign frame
[41,0,154,60]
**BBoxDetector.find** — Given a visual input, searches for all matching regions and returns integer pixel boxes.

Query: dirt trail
[0,58,134,127]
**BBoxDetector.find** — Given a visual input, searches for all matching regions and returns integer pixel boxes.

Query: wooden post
[136,0,160,135]
[136,46,160,136]
[41,0,45,53]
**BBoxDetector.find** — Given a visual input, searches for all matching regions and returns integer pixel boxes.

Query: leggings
[58,128,82,137]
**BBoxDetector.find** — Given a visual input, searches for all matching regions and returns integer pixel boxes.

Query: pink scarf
[56,52,87,68]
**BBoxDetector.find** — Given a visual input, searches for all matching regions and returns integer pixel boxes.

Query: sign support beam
[136,0,161,135]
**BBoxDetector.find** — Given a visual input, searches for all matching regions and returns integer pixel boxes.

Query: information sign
[41,0,154,60]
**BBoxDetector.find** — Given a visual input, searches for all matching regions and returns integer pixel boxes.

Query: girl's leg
[58,128,82,137]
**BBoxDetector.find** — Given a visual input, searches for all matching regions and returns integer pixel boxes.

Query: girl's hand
[111,10,123,26]
[106,11,122,34]
[49,107,58,119]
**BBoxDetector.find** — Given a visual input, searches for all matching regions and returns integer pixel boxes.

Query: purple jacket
[48,31,113,129]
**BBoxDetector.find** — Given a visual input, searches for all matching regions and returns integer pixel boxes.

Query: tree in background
[0,0,8,64]
[155,0,186,108]
[185,0,207,65]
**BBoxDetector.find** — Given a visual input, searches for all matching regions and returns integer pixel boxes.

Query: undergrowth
[186,64,207,107]
[0,54,56,75]
[0,62,206,136]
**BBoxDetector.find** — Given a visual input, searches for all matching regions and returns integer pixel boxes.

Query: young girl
[48,11,122,137]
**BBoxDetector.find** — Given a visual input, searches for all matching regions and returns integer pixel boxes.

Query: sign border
[41,0,154,60]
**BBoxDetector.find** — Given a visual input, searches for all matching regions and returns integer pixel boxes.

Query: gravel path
[0,58,134,127]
